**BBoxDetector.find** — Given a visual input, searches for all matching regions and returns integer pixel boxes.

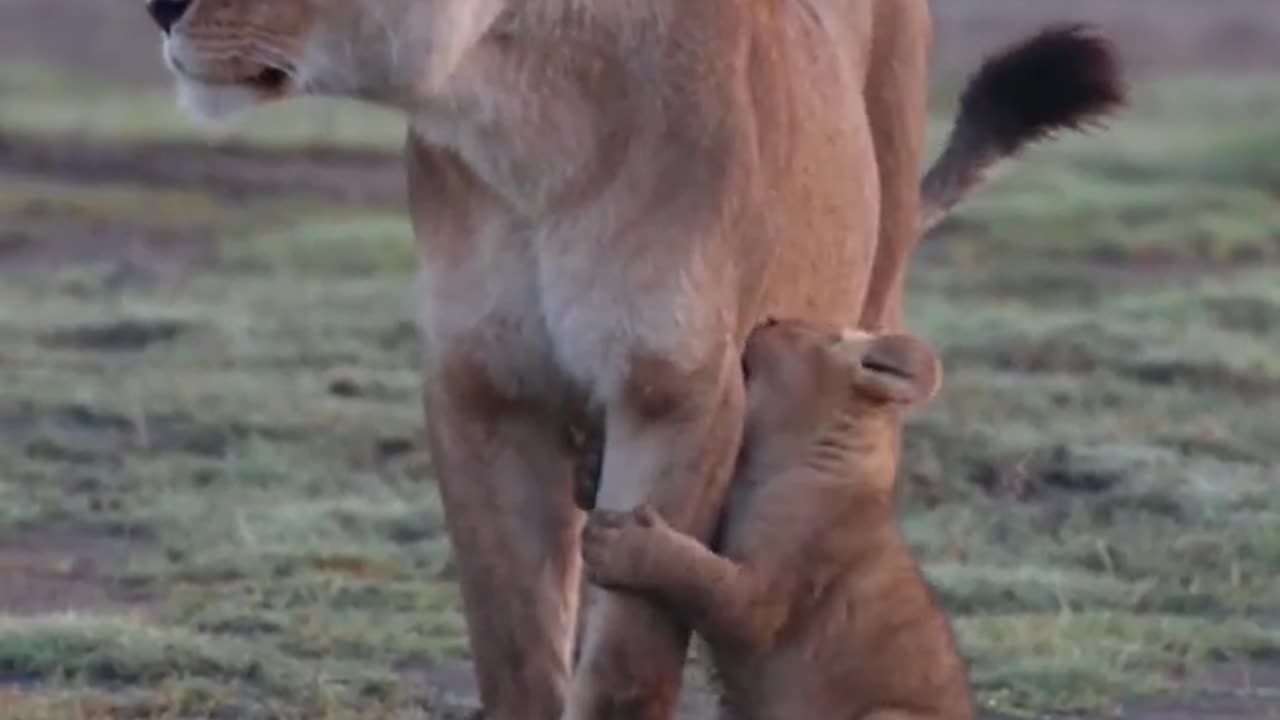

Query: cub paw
[581,506,661,589]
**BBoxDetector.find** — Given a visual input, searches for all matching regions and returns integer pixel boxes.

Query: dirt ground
[1,2,1278,720]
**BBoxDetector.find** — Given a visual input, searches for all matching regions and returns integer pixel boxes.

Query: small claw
[632,505,659,527]
[581,527,606,551]
[589,510,629,528]
[582,552,619,588]
[586,572,619,590]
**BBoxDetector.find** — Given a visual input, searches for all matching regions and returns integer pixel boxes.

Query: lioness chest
[407,2,881,414]
[408,161,738,414]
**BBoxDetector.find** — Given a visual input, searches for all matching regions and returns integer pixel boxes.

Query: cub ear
[847,332,942,406]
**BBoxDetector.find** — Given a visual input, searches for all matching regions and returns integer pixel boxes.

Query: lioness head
[144,0,504,120]
[740,319,941,484]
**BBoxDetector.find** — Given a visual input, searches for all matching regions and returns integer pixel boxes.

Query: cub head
[740,318,941,480]
[144,0,505,121]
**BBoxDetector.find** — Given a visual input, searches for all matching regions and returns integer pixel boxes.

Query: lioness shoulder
[580,319,972,720]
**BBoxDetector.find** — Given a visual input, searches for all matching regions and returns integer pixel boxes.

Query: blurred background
[0,1,1277,718]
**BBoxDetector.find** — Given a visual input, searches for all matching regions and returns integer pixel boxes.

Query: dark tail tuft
[958,22,1127,154]
[919,23,1127,232]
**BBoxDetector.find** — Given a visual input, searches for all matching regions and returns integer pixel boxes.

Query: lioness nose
[147,0,192,34]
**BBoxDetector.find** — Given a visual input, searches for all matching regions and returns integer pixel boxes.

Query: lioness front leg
[582,507,765,650]
[422,367,583,720]
[566,349,745,720]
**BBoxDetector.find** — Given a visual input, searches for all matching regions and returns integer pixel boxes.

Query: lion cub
[579,319,972,720]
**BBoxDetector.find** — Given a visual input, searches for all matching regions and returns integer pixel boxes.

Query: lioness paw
[582,506,661,589]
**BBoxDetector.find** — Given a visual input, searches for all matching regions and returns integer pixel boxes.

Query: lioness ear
[848,333,942,406]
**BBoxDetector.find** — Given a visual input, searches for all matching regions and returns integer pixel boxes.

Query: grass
[0,63,406,150]
[961,613,1280,713]
[0,615,471,719]
[224,214,417,277]
[0,53,1277,719]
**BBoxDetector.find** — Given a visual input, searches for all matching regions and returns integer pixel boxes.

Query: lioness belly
[739,0,881,331]
[408,139,586,417]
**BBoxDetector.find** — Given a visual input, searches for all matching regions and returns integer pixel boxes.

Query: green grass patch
[0,615,301,690]
[961,613,1280,714]
[0,62,405,150]
[0,176,227,229]
[0,616,469,719]
[224,214,417,276]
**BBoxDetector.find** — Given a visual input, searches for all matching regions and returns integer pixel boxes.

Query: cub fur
[580,319,970,720]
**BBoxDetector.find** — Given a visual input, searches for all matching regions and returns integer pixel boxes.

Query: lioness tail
[919,23,1126,233]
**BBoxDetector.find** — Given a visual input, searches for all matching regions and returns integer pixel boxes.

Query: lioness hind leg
[423,379,583,720]
[857,0,931,332]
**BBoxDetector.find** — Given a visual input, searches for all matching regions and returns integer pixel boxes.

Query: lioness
[145,1,1122,716]
[580,319,967,720]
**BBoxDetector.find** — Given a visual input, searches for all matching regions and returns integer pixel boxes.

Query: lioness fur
[147,2,1123,717]
[580,319,969,720]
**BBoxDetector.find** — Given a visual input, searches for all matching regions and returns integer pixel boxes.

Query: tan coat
[148,2,1122,716]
